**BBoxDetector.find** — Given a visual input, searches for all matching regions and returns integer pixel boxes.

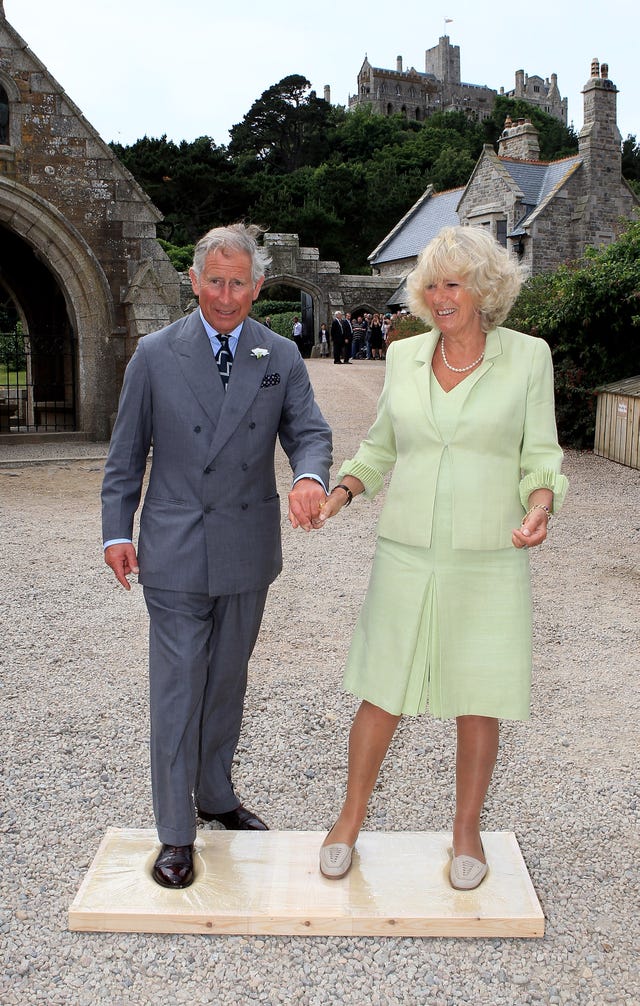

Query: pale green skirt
[343,460,533,721]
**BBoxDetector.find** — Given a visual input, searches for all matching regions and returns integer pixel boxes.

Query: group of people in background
[329,310,394,364]
[291,310,404,360]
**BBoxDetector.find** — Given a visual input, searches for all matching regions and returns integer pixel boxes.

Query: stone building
[261,233,400,346]
[0,2,181,440]
[369,60,638,297]
[501,70,567,124]
[349,35,566,125]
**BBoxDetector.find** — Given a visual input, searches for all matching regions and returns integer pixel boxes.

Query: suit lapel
[413,331,441,435]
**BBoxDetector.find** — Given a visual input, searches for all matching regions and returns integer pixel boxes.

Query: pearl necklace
[440,335,485,373]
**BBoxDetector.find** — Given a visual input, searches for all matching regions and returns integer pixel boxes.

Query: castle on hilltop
[349,35,568,125]
[368,59,638,285]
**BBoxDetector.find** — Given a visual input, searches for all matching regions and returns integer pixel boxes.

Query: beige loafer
[319,842,354,879]
[449,851,488,891]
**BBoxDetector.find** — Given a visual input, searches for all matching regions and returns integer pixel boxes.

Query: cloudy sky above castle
[7,0,638,147]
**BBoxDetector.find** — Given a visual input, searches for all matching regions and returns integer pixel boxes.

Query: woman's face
[423,276,479,338]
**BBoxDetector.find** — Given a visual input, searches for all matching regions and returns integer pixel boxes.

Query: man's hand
[104,542,140,589]
[287,478,328,532]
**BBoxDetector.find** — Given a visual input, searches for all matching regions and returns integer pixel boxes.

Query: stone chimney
[579,57,621,177]
[396,55,403,72]
[324,85,331,103]
[577,59,632,247]
[498,118,541,160]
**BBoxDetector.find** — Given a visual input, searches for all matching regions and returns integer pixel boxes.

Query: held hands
[288,478,329,532]
[317,489,348,523]
[104,542,139,589]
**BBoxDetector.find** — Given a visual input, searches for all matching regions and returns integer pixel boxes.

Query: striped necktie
[216,334,233,390]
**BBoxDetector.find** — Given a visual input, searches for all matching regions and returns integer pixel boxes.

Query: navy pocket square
[260,373,281,388]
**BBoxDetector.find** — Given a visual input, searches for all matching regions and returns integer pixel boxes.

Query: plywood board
[68,829,544,937]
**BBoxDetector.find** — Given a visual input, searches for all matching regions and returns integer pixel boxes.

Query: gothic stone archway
[263,234,402,352]
[0,7,182,440]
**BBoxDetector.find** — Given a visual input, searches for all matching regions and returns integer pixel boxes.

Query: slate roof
[500,155,582,233]
[368,154,584,265]
[501,155,581,205]
[368,187,463,266]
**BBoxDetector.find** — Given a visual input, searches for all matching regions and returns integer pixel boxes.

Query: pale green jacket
[339,327,568,551]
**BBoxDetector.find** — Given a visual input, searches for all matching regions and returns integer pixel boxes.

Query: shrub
[506,217,640,448]
[385,313,427,346]
[158,239,194,272]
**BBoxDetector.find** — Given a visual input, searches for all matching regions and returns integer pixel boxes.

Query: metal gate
[0,327,76,434]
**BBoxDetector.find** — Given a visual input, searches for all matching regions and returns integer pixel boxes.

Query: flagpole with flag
[444,17,453,32]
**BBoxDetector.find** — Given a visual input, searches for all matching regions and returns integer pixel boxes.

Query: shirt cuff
[293,474,328,494]
[103,538,133,550]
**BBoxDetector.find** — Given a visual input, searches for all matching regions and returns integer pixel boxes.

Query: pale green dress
[343,370,533,721]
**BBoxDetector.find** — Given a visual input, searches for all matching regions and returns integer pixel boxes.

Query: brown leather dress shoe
[152,844,194,889]
[197,803,268,831]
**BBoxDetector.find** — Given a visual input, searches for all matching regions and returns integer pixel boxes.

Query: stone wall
[0,6,181,438]
[263,234,401,336]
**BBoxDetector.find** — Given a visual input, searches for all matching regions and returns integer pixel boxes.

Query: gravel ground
[0,358,638,1005]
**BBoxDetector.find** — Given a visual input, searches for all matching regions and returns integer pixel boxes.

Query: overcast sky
[5,0,638,147]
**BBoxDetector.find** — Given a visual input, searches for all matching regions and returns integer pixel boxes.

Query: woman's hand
[512,506,549,549]
[317,492,346,523]
[318,478,364,524]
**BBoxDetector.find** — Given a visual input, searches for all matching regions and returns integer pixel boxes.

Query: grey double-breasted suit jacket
[101,312,332,596]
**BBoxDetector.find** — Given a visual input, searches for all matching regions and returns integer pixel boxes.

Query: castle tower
[425,36,460,84]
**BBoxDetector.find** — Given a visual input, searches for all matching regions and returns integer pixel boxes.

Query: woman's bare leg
[453,715,499,861]
[322,700,401,847]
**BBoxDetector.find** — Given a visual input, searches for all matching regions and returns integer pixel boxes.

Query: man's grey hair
[192,223,272,284]
[334,310,343,319]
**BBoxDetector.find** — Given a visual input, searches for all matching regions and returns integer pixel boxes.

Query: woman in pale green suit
[316,227,568,890]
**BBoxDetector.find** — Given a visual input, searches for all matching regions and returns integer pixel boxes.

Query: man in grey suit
[101,223,332,889]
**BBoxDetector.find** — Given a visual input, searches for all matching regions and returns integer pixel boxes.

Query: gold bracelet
[522,503,552,524]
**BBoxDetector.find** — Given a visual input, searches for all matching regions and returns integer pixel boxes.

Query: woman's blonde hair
[406,226,524,332]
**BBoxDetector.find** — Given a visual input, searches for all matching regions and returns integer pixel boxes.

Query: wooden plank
[630,397,640,469]
[593,392,606,457]
[68,829,544,938]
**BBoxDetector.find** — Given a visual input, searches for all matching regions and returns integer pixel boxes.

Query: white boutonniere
[251,348,270,359]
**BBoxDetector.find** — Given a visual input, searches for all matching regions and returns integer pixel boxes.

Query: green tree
[228,75,337,173]
[507,217,640,447]
[483,96,579,160]
[111,135,245,243]
[621,135,640,196]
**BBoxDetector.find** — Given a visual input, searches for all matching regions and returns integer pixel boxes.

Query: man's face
[189,249,264,334]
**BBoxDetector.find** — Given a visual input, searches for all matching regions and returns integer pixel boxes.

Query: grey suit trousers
[143,585,269,846]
